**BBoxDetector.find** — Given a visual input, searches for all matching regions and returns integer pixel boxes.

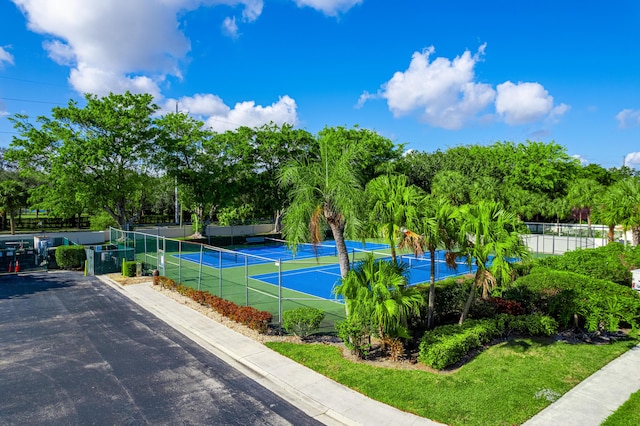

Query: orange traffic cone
[15,260,20,273]
[8,261,13,273]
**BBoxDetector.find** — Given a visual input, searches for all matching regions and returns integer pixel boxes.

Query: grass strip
[266,337,638,425]
[602,389,640,426]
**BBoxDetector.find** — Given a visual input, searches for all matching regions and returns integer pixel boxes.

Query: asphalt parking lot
[0,271,320,425]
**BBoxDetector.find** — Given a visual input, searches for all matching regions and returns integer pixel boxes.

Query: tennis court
[173,238,391,269]
[251,253,478,300]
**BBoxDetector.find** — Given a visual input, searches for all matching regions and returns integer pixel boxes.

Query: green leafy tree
[431,170,470,205]
[154,112,228,236]
[278,126,365,278]
[7,92,159,229]
[458,201,531,325]
[223,123,315,230]
[501,185,546,222]
[500,140,579,196]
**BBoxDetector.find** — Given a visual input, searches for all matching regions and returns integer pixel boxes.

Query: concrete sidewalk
[98,278,440,426]
[524,343,640,425]
[100,277,640,426]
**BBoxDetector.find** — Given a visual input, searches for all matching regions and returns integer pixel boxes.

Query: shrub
[502,313,558,336]
[535,243,633,285]
[336,317,374,359]
[122,260,137,277]
[489,297,526,316]
[55,245,86,270]
[512,269,640,332]
[153,276,274,333]
[430,278,473,323]
[418,319,500,369]
[418,314,559,369]
[282,307,325,338]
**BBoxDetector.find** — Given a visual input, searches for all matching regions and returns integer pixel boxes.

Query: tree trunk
[388,223,397,265]
[328,220,350,278]
[9,210,16,235]
[608,224,615,243]
[459,268,482,325]
[632,226,640,246]
[272,209,283,233]
[427,248,436,329]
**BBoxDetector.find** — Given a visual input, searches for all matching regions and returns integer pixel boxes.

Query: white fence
[522,222,612,255]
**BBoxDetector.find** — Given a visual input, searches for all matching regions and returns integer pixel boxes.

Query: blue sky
[1,0,640,169]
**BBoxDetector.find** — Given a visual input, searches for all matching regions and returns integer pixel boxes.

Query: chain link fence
[109,228,347,332]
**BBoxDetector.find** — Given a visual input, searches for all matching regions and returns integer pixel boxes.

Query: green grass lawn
[266,337,639,426]
[602,389,640,426]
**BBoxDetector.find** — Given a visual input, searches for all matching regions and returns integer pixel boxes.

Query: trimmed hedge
[122,260,137,277]
[509,268,640,332]
[55,245,86,270]
[418,314,558,370]
[534,243,640,285]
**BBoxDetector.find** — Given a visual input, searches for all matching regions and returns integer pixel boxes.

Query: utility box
[632,269,640,291]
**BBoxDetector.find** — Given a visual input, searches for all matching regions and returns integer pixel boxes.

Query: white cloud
[222,16,239,39]
[616,109,640,129]
[69,64,162,98]
[495,81,567,125]
[42,39,75,65]
[0,46,14,68]
[293,0,362,16]
[572,154,589,166]
[380,44,495,130]
[204,95,299,132]
[355,90,379,109]
[163,93,230,116]
[11,0,264,96]
[372,45,569,130]
[625,152,640,167]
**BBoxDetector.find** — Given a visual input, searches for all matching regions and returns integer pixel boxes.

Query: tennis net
[264,237,338,258]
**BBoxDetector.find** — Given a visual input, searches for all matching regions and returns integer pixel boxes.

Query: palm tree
[278,127,364,278]
[607,177,640,244]
[567,178,604,235]
[334,253,424,342]
[431,170,469,206]
[365,174,422,265]
[402,195,460,329]
[592,182,624,243]
[0,179,28,235]
[457,201,530,325]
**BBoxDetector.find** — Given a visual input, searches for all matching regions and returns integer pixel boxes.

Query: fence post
[198,245,203,291]
[219,250,223,297]
[278,258,282,327]
[245,256,249,306]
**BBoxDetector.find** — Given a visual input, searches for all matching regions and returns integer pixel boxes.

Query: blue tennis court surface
[251,264,344,300]
[250,255,478,300]
[174,240,391,269]
[173,240,479,301]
